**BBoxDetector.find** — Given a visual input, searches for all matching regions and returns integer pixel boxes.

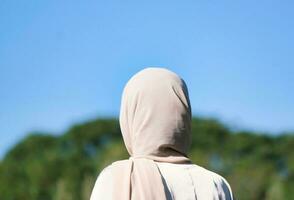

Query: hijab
[112,67,192,200]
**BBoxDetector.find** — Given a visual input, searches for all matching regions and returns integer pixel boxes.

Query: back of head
[120,67,192,161]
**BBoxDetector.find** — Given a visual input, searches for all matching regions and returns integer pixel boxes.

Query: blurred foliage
[0,118,293,200]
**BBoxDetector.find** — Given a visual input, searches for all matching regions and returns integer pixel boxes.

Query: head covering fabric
[112,68,192,200]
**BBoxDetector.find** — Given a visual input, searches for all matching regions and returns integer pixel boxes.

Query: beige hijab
[112,68,192,200]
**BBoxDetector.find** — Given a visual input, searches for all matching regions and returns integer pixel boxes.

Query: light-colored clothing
[90,162,233,200]
[91,68,234,199]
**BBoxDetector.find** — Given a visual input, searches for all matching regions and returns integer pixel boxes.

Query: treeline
[0,118,293,200]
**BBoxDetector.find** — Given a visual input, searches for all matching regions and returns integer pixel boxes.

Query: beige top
[90,162,233,200]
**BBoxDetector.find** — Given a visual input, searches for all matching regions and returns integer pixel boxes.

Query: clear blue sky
[1,0,293,159]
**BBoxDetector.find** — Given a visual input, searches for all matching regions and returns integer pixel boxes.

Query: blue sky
[0,0,293,159]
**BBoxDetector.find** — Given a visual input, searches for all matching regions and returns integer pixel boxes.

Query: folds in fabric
[112,158,167,200]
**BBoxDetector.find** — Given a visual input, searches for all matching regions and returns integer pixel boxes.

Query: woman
[90,68,233,200]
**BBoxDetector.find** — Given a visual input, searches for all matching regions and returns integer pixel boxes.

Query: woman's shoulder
[90,165,113,200]
[98,165,113,178]
[193,165,229,182]
[91,159,132,200]
[99,160,127,177]
[156,162,233,200]
[190,165,233,200]
[157,162,230,182]
[94,160,130,183]
[90,160,133,200]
